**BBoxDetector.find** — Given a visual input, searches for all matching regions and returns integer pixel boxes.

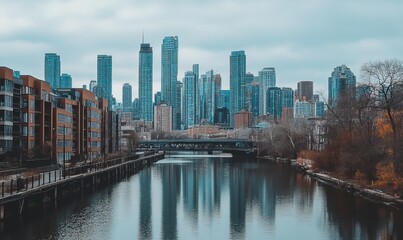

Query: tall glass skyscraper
[328,65,356,107]
[44,53,61,89]
[122,83,132,112]
[259,67,276,115]
[97,55,112,109]
[230,50,246,127]
[139,43,153,121]
[60,73,72,88]
[266,87,282,119]
[192,64,200,125]
[161,36,179,129]
[182,71,196,129]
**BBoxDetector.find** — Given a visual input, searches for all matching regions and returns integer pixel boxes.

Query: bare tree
[361,59,403,169]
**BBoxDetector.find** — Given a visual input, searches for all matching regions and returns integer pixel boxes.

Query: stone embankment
[258,156,403,210]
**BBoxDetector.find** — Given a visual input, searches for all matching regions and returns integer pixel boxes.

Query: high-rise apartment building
[192,64,200,125]
[154,92,162,106]
[266,87,282,119]
[182,71,196,129]
[60,73,72,88]
[89,80,96,92]
[297,81,313,101]
[328,65,356,107]
[139,43,153,121]
[161,36,179,129]
[259,67,276,116]
[230,50,246,127]
[122,83,132,112]
[281,87,294,109]
[97,55,112,109]
[154,103,172,133]
[44,53,61,89]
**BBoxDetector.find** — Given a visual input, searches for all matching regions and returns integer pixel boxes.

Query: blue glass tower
[44,53,61,89]
[259,67,276,115]
[161,36,179,129]
[139,43,153,121]
[266,87,282,119]
[328,65,356,107]
[122,83,132,112]
[230,50,246,127]
[182,71,196,129]
[60,73,72,88]
[281,87,294,109]
[97,55,112,109]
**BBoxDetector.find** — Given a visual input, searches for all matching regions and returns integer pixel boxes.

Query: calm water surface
[1,152,402,239]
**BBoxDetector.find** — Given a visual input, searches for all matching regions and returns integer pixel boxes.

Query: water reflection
[1,154,403,240]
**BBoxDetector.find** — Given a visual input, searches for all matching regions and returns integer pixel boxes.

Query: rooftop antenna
[142,30,144,44]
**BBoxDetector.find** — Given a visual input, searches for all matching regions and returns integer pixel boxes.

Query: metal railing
[0,151,159,199]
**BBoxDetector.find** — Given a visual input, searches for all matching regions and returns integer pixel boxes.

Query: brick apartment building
[0,66,121,165]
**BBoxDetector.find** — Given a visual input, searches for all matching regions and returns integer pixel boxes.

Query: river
[1,152,402,239]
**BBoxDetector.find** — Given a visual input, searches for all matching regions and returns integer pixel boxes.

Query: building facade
[44,53,61,89]
[0,66,120,164]
[297,81,313,101]
[259,67,276,115]
[182,71,196,129]
[122,83,132,112]
[154,103,172,133]
[230,50,246,127]
[60,73,72,88]
[161,36,179,129]
[266,87,282,119]
[328,65,356,107]
[97,55,112,109]
[139,43,153,121]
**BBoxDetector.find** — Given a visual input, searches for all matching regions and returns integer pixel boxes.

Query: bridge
[137,139,256,156]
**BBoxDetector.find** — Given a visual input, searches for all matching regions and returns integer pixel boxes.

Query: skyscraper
[161,36,179,129]
[297,81,313,101]
[230,50,246,127]
[259,67,276,115]
[182,71,196,129]
[97,55,112,109]
[139,43,153,121]
[192,64,200,125]
[60,73,72,88]
[281,87,294,109]
[154,91,162,106]
[44,53,61,89]
[89,80,96,92]
[122,83,132,112]
[266,87,282,119]
[328,65,356,107]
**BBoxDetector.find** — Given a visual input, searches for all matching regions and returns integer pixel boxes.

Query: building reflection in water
[161,164,181,239]
[139,167,152,239]
[3,154,403,239]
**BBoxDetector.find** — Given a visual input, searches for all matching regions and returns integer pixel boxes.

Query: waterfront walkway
[0,152,161,201]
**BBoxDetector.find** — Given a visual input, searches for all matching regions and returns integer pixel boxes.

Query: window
[30,113,34,123]
[0,110,12,121]
[0,126,12,136]
[30,126,35,136]
[22,126,27,136]
[30,99,35,110]
[23,112,28,123]
[57,126,71,135]
[66,104,72,113]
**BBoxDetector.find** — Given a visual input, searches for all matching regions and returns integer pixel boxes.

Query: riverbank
[258,156,403,210]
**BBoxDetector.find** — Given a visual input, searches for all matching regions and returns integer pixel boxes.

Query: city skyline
[1,0,403,103]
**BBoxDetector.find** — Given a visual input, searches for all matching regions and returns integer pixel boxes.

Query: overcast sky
[1,0,402,102]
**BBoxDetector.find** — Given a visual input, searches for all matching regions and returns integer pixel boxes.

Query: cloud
[0,0,403,102]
